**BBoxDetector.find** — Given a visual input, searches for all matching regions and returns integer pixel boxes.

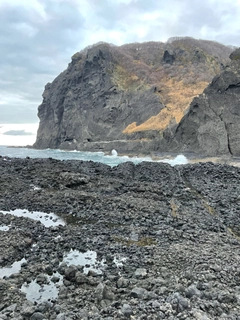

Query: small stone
[218,292,237,303]
[134,268,147,278]
[167,292,190,312]
[105,254,114,263]
[191,308,211,320]
[56,314,66,320]
[51,275,60,283]
[103,285,115,301]
[130,287,149,299]
[121,304,132,318]
[36,274,49,285]
[75,271,88,284]
[64,265,78,281]
[95,283,104,302]
[210,264,221,272]
[185,284,201,298]
[87,270,100,277]
[1,304,17,313]
[30,312,45,320]
[95,283,115,302]
[117,277,129,288]
[152,300,161,308]
[24,238,32,245]
[21,306,36,317]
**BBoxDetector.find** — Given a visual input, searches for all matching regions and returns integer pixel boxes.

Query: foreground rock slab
[1,157,240,319]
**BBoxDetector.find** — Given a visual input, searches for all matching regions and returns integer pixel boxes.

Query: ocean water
[0,123,188,167]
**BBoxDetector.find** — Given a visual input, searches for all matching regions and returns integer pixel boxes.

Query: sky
[0,0,240,124]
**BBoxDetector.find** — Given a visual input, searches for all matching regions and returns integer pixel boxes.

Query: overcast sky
[1,0,240,124]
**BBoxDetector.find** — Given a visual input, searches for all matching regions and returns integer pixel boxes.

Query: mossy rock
[229,48,240,60]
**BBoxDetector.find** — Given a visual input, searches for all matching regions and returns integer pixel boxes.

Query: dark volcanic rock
[33,43,163,152]
[161,48,240,156]
[2,157,240,318]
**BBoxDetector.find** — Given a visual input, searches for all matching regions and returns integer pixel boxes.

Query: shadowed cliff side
[159,48,240,156]
[33,43,164,151]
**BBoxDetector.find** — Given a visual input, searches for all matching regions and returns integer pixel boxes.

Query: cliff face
[33,38,232,153]
[161,53,240,156]
[34,43,164,151]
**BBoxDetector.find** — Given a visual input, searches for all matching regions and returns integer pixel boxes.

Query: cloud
[0,0,239,123]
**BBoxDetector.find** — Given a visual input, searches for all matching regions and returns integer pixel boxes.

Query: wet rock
[64,265,78,281]
[51,275,60,283]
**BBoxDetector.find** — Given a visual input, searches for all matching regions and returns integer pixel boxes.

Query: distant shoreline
[2,144,240,168]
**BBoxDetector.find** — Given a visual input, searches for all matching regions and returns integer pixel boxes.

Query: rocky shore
[1,156,240,319]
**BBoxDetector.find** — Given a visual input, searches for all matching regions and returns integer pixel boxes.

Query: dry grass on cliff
[123,79,207,133]
[109,39,231,134]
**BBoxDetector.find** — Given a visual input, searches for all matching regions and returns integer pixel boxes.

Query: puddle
[0,258,26,278]
[20,250,127,304]
[0,209,65,227]
[63,249,104,274]
[21,272,63,303]
[63,249,127,273]
[113,255,127,268]
[30,184,41,191]
[0,225,10,231]
[21,250,105,304]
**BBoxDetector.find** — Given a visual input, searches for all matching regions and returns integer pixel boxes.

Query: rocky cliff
[160,49,240,156]
[34,43,164,151]
[33,38,232,153]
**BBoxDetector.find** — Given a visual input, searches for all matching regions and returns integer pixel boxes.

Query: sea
[0,123,189,167]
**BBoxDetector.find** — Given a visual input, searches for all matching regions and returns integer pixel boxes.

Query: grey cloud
[0,0,86,123]
[0,0,239,123]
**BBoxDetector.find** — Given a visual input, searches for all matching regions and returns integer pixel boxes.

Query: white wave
[160,154,188,166]
[111,149,118,156]
[104,150,188,166]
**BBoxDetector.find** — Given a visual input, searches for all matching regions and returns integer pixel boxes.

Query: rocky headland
[33,38,236,156]
[159,48,240,156]
[1,156,240,319]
